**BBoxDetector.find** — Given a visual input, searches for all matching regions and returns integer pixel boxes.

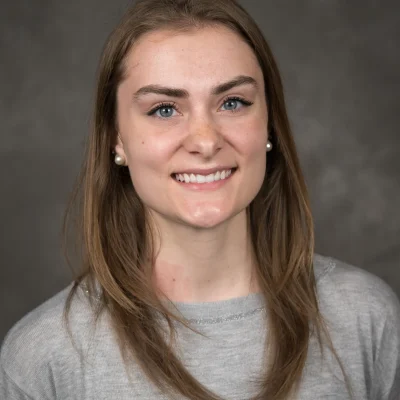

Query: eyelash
[146,96,254,118]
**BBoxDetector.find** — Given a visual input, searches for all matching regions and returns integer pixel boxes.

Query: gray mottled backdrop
[1,0,399,341]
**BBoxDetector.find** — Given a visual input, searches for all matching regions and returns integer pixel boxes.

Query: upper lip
[172,166,237,175]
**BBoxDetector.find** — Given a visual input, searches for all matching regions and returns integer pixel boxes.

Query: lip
[172,166,237,175]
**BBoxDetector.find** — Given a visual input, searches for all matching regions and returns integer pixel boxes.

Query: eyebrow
[132,75,258,101]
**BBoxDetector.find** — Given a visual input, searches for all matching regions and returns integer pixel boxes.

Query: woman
[1,0,399,399]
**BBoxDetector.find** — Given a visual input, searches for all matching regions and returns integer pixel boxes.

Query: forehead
[122,26,263,87]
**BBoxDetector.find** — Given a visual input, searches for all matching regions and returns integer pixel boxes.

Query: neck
[151,210,260,303]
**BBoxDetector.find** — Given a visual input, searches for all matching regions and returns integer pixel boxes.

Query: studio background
[1,0,399,342]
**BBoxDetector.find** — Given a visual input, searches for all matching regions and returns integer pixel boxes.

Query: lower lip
[172,170,236,190]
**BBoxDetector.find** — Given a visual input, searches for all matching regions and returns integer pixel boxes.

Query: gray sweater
[1,254,400,399]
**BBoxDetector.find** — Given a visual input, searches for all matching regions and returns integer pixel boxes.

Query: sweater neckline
[157,254,334,323]
[79,253,334,324]
[163,291,266,324]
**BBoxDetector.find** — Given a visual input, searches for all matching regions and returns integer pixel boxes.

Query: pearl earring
[266,140,273,152]
[114,154,125,166]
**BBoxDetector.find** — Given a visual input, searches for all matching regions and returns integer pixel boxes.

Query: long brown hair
[62,0,352,399]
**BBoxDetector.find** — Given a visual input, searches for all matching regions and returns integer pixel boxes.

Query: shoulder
[313,254,400,396]
[0,281,97,393]
[313,253,400,330]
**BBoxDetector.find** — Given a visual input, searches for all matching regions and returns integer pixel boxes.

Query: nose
[182,117,223,159]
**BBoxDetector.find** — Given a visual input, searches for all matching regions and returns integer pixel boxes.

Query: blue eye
[147,96,253,119]
[221,97,252,112]
[148,102,177,118]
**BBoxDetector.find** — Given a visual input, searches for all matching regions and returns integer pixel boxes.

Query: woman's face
[116,26,268,229]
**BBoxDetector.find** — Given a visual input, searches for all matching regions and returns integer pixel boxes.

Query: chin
[184,218,225,229]
[180,208,241,229]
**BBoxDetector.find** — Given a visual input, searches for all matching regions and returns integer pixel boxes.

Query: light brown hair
[63,0,352,398]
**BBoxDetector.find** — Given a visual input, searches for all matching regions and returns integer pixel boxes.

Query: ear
[114,132,127,159]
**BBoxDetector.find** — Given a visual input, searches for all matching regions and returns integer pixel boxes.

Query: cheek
[127,135,173,168]
[125,139,174,193]
[126,150,164,205]
[235,119,267,186]
[233,119,266,155]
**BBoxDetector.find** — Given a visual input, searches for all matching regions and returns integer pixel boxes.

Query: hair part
[62,0,353,399]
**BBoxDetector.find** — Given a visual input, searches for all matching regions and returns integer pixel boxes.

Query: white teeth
[196,175,206,183]
[205,174,214,183]
[174,169,233,183]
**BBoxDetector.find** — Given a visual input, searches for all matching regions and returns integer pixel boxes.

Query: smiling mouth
[171,168,237,184]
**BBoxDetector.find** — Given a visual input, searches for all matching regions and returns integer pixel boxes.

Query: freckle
[172,278,176,282]
[141,141,144,144]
